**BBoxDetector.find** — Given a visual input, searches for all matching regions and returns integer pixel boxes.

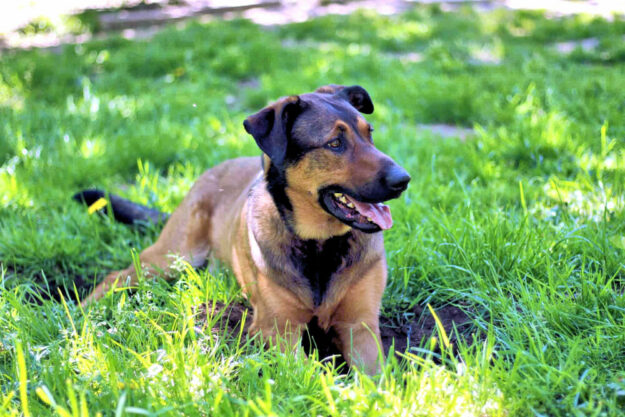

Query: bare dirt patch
[196,301,251,337]
[380,303,473,355]
[3,264,94,305]
[195,301,474,363]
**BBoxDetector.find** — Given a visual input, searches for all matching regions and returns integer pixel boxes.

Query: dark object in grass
[73,189,168,226]
[302,316,349,372]
[5,265,94,305]
[196,301,473,368]
[379,304,474,357]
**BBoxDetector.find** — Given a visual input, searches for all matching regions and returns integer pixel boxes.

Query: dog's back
[189,156,262,263]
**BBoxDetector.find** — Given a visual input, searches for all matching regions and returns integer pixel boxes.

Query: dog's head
[244,85,410,238]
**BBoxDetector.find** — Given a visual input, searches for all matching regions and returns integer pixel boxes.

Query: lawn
[1,4,625,416]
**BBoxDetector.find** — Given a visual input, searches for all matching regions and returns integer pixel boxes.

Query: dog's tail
[73,189,168,226]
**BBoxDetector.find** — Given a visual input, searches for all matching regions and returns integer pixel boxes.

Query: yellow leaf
[35,387,52,406]
[16,340,30,417]
[87,197,107,215]
[56,406,72,417]
[427,303,451,349]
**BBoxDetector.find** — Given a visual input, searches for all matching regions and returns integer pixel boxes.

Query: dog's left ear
[243,96,304,167]
[315,84,374,114]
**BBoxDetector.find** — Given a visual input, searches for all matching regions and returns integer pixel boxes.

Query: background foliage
[1,5,624,416]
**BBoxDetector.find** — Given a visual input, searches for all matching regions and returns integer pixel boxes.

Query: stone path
[418,124,476,140]
[3,0,624,50]
[503,0,625,19]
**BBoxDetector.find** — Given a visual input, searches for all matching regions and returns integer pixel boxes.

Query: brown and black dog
[77,85,410,374]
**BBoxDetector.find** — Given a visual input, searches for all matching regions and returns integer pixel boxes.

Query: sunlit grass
[1,265,508,417]
[1,4,624,417]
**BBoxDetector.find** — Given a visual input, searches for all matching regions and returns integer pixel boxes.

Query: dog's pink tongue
[348,197,393,230]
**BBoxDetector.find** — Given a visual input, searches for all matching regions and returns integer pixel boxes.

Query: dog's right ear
[243,96,304,167]
[315,84,374,114]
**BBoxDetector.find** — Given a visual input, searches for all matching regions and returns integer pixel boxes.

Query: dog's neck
[263,161,351,240]
[285,187,351,239]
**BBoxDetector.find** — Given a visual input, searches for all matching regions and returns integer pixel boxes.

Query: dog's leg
[332,260,387,375]
[82,195,213,306]
[250,316,305,355]
[246,281,312,354]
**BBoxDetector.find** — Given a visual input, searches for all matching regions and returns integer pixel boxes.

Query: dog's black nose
[384,165,411,192]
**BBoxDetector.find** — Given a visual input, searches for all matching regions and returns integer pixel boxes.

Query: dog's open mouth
[320,190,393,233]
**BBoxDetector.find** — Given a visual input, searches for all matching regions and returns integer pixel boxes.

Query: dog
[76,85,410,374]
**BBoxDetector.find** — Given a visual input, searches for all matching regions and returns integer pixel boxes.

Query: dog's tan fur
[83,85,409,374]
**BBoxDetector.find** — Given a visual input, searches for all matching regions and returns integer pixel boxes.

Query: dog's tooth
[339,196,347,203]
[346,202,354,208]
[366,217,373,222]
[333,192,341,197]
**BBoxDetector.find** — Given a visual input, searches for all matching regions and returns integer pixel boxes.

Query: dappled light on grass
[306,355,505,417]
[79,137,106,160]
[0,167,33,208]
[124,160,199,214]
[1,4,625,416]
[527,121,625,223]
[0,80,25,112]
[540,177,624,223]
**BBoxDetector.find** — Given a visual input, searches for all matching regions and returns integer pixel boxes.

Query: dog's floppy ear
[315,84,374,114]
[243,96,304,167]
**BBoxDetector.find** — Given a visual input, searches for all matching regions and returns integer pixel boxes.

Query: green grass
[1,5,625,416]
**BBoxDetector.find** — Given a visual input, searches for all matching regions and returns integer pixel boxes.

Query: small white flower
[147,363,164,378]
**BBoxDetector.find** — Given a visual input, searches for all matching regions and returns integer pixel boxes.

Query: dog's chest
[288,233,354,307]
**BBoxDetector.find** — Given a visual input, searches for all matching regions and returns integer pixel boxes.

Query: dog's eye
[326,138,342,150]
